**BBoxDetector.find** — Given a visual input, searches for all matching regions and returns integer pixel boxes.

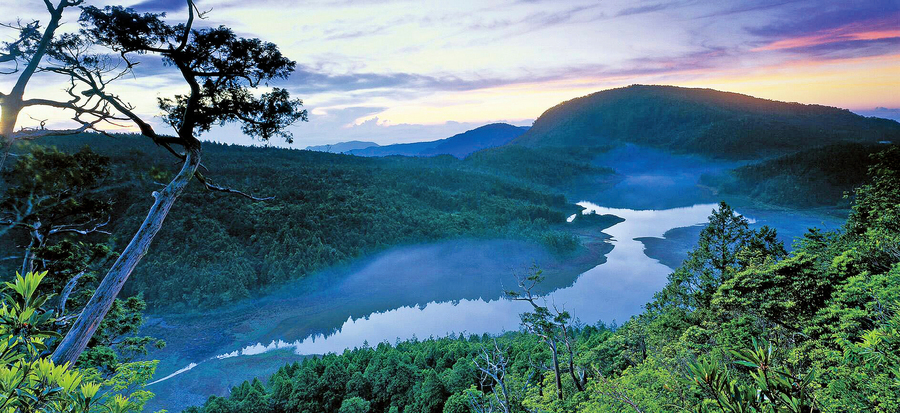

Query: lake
[142,147,846,411]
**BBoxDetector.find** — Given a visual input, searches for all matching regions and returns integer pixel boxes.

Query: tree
[651,202,785,317]
[0,0,101,173]
[506,266,564,401]
[339,397,372,413]
[0,146,112,284]
[0,271,154,411]
[40,1,308,366]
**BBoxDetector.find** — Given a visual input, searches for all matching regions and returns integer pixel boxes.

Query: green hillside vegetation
[2,134,585,309]
[464,145,614,186]
[512,85,900,159]
[188,147,900,413]
[707,143,894,208]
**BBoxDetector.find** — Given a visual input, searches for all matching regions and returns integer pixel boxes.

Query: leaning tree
[6,0,308,366]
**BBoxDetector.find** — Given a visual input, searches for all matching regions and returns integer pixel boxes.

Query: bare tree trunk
[51,147,200,366]
[21,236,35,276]
[549,339,563,401]
[566,348,585,392]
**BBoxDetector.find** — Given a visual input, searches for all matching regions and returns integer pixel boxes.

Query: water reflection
[151,203,721,385]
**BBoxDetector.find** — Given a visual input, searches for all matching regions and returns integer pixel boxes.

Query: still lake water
[153,203,715,379]
[144,200,842,411]
[144,146,846,410]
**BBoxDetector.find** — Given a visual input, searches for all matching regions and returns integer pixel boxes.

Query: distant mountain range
[308,86,899,162]
[511,85,900,159]
[305,141,379,153]
[307,123,530,159]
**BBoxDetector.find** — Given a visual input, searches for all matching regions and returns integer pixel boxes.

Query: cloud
[746,1,897,38]
[131,0,190,12]
[616,3,675,17]
[2,0,898,147]
[751,12,900,52]
[202,105,531,147]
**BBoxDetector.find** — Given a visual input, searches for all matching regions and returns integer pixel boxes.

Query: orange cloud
[754,17,900,51]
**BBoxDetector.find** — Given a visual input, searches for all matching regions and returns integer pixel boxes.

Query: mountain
[348,140,441,157]
[305,141,379,153]
[350,123,529,158]
[511,85,900,159]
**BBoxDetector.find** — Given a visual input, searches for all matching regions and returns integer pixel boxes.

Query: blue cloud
[131,0,190,12]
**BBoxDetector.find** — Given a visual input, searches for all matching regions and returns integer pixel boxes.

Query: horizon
[2,0,898,147]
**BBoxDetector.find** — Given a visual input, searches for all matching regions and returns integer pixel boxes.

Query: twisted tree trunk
[51,147,200,366]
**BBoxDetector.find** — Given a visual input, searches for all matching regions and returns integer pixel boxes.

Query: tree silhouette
[17,0,309,365]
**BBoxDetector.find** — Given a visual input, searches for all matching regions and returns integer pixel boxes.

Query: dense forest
[187,147,900,413]
[705,143,896,208]
[512,85,900,159]
[1,134,603,309]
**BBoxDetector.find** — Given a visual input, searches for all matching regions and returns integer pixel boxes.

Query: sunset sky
[2,0,898,147]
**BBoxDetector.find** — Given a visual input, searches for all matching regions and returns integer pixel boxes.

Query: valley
[141,145,844,411]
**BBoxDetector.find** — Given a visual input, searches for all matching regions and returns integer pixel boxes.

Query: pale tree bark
[30,0,301,366]
[51,147,201,366]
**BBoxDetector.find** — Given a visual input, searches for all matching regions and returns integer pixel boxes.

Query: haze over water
[143,146,846,410]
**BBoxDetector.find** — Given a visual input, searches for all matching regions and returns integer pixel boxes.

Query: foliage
[465,145,614,187]
[187,146,900,413]
[684,338,818,413]
[4,134,582,308]
[0,271,155,412]
[0,145,163,374]
[705,143,893,208]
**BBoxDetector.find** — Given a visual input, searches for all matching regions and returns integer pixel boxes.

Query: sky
[1,0,899,147]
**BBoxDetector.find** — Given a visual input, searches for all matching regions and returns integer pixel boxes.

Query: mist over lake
[140,148,845,410]
[1,1,896,410]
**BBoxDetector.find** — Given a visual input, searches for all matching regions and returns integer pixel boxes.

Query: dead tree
[471,340,535,413]
[37,1,307,366]
[552,303,587,392]
[472,340,512,413]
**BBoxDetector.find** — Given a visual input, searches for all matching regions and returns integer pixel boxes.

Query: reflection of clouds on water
[151,203,720,385]
[147,363,198,385]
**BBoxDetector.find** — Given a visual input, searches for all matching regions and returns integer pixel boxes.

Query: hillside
[705,142,896,208]
[187,146,900,413]
[2,134,580,309]
[512,85,900,159]
[350,123,529,158]
[305,141,378,153]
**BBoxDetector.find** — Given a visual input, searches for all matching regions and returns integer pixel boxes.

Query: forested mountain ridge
[511,85,900,159]
[305,141,379,154]
[1,134,589,309]
[350,123,529,158]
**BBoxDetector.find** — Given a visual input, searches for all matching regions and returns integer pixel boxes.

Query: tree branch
[57,270,85,317]
[194,171,274,201]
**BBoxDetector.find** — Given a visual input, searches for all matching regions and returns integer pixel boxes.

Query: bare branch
[48,216,110,236]
[194,172,274,201]
[57,270,85,317]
